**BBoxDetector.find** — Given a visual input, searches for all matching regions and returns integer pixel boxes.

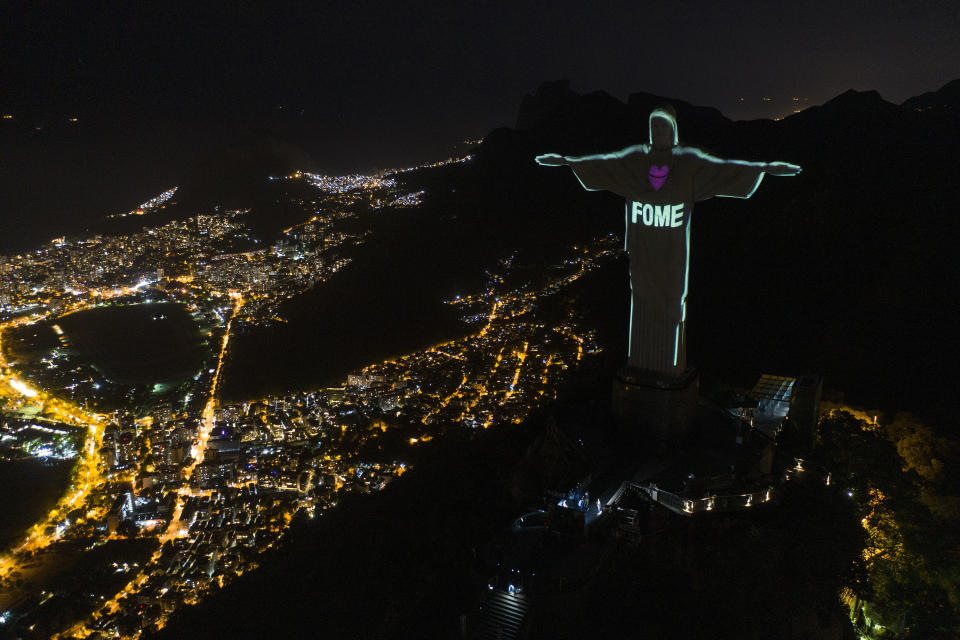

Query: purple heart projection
[649,165,669,191]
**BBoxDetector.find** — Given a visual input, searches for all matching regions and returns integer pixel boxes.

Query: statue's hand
[535,153,567,167]
[765,161,802,176]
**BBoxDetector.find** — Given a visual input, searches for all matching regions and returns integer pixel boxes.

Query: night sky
[2,1,958,236]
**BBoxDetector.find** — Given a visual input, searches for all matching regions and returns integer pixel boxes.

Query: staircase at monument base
[475,590,530,640]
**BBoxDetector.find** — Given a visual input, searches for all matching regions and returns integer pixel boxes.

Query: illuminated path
[0,315,108,579]
[502,341,529,403]
[66,295,247,640]
[165,293,243,541]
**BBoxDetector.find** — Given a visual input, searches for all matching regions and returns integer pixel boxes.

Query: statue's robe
[566,144,770,375]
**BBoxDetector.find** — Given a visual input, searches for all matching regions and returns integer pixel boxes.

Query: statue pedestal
[612,367,699,442]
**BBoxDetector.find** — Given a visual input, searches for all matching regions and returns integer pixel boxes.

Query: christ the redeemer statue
[537,105,800,378]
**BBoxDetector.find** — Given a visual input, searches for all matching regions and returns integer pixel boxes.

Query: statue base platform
[611,367,699,442]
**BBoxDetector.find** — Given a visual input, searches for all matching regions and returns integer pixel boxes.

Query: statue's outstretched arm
[535,145,650,196]
[684,147,801,200]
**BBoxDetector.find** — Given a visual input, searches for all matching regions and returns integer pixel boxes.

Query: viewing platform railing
[606,480,776,516]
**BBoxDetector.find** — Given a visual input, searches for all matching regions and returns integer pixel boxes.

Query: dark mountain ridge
[901,78,960,113]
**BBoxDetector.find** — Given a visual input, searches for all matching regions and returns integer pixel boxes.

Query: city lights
[0,152,610,637]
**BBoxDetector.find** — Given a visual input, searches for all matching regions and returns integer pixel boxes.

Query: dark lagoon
[57,302,209,385]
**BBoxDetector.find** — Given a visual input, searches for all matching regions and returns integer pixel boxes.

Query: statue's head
[648,105,679,150]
